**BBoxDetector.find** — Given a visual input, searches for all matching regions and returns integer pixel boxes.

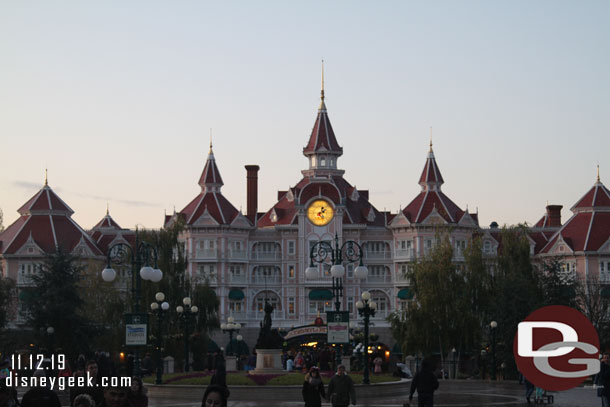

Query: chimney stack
[546,205,563,227]
[245,165,260,223]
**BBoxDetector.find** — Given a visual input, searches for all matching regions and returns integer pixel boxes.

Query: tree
[577,274,610,350]
[22,248,95,358]
[490,225,541,378]
[0,275,15,329]
[537,258,578,308]
[0,207,4,232]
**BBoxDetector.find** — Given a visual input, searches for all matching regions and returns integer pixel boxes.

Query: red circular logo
[514,305,600,391]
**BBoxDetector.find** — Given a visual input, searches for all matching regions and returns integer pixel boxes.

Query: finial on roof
[429,127,433,152]
[209,129,213,154]
[106,202,109,216]
[598,163,601,183]
[319,59,327,111]
[44,168,48,186]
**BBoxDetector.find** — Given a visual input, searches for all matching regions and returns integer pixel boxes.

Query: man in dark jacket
[327,364,356,407]
[409,360,439,407]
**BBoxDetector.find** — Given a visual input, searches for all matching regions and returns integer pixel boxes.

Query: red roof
[17,185,74,215]
[92,213,122,230]
[257,176,384,228]
[198,147,224,188]
[571,182,610,212]
[303,102,343,156]
[0,185,102,256]
[418,149,444,187]
[541,180,610,254]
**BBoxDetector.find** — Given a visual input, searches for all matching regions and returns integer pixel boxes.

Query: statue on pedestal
[255,299,283,349]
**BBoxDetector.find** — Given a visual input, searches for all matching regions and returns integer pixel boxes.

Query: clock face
[307,200,334,226]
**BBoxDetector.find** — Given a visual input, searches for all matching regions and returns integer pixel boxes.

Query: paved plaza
[141,381,602,407]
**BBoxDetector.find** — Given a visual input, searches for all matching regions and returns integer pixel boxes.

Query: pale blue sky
[1,1,608,230]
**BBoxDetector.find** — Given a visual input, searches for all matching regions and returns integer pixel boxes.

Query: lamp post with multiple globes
[101,230,163,377]
[305,233,368,369]
[356,291,376,384]
[150,292,169,385]
[176,297,198,372]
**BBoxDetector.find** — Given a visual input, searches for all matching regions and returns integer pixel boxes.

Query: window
[347,264,354,278]
[484,241,492,254]
[229,301,243,313]
[288,265,295,279]
[287,241,295,255]
[329,158,334,167]
[255,294,280,312]
[233,241,242,251]
[197,264,216,281]
[367,242,386,253]
[348,296,354,314]
[288,297,296,315]
[320,157,326,167]
[371,292,387,313]
[400,240,406,249]
[311,156,316,166]
[309,300,333,314]
[398,300,409,312]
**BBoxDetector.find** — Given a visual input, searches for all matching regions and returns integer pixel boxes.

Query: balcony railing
[229,274,247,284]
[395,273,410,283]
[195,248,218,260]
[394,249,415,260]
[250,276,282,285]
[228,249,248,260]
[365,274,392,284]
[600,274,610,284]
[226,311,247,320]
[370,309,390,319]
[17,275,35,286]
[364,251,392,260]
[248,310,285,320]
[250,251,281,261]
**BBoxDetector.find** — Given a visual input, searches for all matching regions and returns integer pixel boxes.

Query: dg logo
[514,305,600,391]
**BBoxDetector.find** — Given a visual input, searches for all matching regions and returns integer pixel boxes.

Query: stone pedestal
[250,349,284,375]
[163,356,174,374]
[226,356,237,372]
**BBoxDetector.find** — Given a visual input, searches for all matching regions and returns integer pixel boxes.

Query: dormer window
[329,158,334,167]
[320,157,326,167]
[311,157,316,167]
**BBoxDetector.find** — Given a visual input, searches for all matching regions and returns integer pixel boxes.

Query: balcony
[228,249,248,261]
[250,276,282,285]
[364,251,392,260]
[395,273,410,284]
[365,274,392,284]
[250,251,281,261]
[248,310,286,320]
[226,311,247,321]
[394,249,415,260]
[195,248,218,260]
[229,274,247,284]
[17,275,35,287]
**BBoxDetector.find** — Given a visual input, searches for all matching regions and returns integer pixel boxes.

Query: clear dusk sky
[1,1,609,231]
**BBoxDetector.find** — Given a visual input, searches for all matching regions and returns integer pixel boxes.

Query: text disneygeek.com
[4,372,131,392]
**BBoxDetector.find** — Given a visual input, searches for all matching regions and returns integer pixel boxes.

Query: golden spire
[44,168,48,186]
[106,202,109,216]
[319,59,327,110]
[209,129,213,154]
[429,127,433,152]
[598,164,601,183]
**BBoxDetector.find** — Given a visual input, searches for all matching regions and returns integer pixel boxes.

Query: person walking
[408,360,439,407]
[327,364,356,407]
[201,384,229,407]
[302,367,326,407]
[524,376,535,405]
[127,377,148,407]
[598,353,610,407]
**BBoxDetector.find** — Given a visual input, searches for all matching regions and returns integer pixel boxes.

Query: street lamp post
[305,233,368,370]
[150,292,169,385]
[101,230,163,378]
[46,326,55,355]
[490,321,497,381]
[356,291,376,385]
[451,348,457,379]
[176,297,198,372]
[221,316,241,356]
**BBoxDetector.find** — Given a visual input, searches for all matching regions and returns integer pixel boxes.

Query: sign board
[124,313,148,346]
[284,325,328,340]
[327,311,350,344]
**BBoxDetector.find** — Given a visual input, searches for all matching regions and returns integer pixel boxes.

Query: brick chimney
[546,205,563,227]
[245,165,259,223]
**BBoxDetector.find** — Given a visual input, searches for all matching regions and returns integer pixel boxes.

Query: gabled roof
[89,210,135,253]
[92,210,122,230]
[257,175,384,228]
[303,92,342,157]
[0,184,102,256]
[571,181,610,212]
